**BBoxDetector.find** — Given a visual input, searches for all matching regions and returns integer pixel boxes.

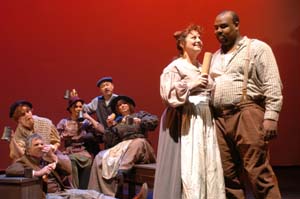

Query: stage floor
[134,166,300,199]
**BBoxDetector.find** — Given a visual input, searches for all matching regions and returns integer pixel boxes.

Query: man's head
[214,10,240,50]
[96,76,114,99]
[25,134,44,158]
[9,100,34,129]
[110,95,135,116]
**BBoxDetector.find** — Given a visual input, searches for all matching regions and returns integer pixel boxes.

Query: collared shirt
[211,36,283,121]
[84,94,118,128]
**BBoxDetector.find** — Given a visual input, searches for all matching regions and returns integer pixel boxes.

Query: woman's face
[70,101,83,117]
[116,100,131,116]
[183,30,203,55]
[18,105,34,130]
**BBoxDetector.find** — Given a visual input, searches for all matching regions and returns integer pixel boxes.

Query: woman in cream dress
[154,24,225,199]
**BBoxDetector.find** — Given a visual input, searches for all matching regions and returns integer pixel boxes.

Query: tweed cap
[96,76,113,87]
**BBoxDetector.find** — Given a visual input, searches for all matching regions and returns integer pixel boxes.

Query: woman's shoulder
[162,57,185,73]
[57,118,70,126]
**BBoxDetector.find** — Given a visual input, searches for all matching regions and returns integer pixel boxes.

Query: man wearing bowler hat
[84,76,118,129]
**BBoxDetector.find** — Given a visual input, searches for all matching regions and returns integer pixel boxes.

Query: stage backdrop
[0,0,299,169]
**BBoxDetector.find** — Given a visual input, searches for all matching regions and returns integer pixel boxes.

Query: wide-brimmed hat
[9,100,32,118]
[110,95,135,114]
[67,96,84,111]
[96,76,113,87]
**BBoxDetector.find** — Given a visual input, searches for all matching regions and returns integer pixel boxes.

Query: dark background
[0,0,299,169]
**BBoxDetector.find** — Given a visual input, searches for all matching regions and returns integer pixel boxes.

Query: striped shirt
[211,36,283,121]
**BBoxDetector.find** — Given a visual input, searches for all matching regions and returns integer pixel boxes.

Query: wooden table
[0,174,43,199]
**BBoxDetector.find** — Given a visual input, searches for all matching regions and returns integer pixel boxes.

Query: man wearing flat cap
[9,100,62,162]
[84,76,118,129]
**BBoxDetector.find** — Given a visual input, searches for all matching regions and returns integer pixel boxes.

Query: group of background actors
[6,75,155,199]
[4,10,282,199]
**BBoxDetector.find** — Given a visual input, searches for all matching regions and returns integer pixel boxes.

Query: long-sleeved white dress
[154,57,225,199]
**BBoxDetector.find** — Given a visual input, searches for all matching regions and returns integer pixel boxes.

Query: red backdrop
[0,0,299,169]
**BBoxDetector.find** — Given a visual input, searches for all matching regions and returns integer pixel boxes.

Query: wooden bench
[120,163,156,198]
[0,174,43,199]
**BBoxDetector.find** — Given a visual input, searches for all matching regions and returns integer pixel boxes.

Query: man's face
[17,105,34,130]
[99,81,114,98]
[214,12,239,46]
[28,138,44,158]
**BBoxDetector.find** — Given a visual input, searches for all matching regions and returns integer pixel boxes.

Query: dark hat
[96,76,113,87]
[67,96,84,111]
[110,95,136,114]
[9,100,32,118]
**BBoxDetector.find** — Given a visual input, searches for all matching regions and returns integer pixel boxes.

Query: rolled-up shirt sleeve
[83,97,98,114]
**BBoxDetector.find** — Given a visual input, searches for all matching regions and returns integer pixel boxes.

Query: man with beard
[210,10,283,198]
[9,100,62,162]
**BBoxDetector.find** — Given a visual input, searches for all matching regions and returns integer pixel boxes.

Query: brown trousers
[214,102,281,199]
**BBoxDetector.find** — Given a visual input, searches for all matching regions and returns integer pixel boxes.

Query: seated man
[88,95,158,197]
[5,133,147,199]
[8,100,73,187]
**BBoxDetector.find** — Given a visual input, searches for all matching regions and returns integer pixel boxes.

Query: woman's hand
[133,117,141,125]
[106,113,117,127]
[83,112,92,120]
[189,74,208,89]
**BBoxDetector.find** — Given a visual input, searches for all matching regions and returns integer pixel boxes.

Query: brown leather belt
[213,105,240,117]
[214,100,265,117]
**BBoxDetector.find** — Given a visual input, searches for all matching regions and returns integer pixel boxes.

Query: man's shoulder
[98,94,118,101]
[97,96,104,100]
[33,115,52,125]
[247,37,271,49]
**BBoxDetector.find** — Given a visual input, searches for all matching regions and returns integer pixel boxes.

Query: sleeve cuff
[264,110,279,121]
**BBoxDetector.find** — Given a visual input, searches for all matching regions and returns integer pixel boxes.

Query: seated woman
[57,96,102,189]
[88,95,158,197]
